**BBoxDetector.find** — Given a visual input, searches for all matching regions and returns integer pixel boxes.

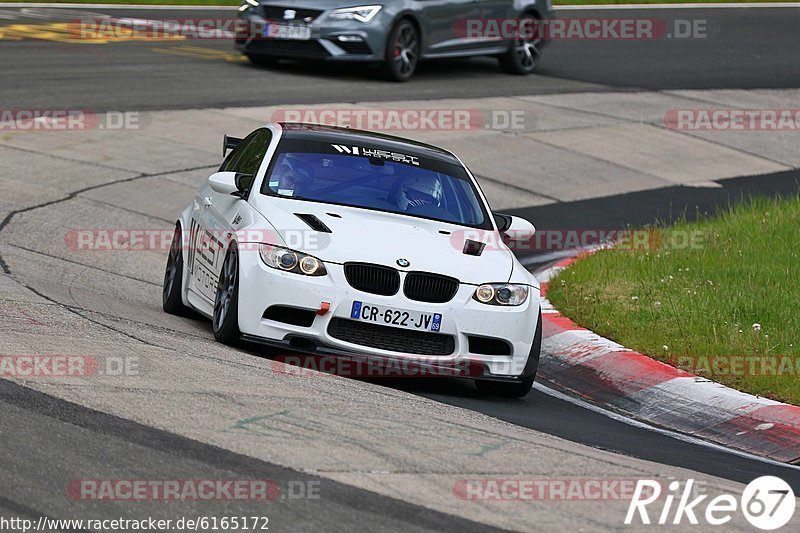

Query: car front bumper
[236,247,540,379]
[235,11,389,62]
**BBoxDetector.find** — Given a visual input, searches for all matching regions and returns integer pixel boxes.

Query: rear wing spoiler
[223,135,242,156]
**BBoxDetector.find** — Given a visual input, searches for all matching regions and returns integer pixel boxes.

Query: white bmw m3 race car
[163,123,541,397]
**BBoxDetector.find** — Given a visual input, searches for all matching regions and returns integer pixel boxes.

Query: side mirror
[494,213,512,232]
[208,171,251,196]
[495,213,536,243]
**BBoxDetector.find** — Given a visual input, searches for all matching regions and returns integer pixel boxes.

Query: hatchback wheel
[383,19,419,81]
[499,14,542,75]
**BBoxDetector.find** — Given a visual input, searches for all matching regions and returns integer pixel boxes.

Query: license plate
[350,301,442,332]
[263,23,311,40]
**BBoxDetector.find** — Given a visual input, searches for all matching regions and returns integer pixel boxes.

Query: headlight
[474,284,495,303]
[259,244,327,276]
[327,5,382,23]
[473,283,529,306]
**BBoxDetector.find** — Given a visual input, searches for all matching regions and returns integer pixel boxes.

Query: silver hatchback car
[235,0,554,81]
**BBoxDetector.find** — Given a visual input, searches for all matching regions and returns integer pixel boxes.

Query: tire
[248,54,279,67]
[383,19,419,82]
[475,309,542,398]
[162,225,189,315]
[212,245,241,345]
[498,14,542,75]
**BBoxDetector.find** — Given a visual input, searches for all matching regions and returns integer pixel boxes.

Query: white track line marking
[535,381,800,472]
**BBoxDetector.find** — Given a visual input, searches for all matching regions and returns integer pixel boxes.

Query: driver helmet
[273,162,311,195]
[392,174,443,210]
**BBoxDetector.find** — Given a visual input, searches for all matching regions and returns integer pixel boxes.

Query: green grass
[547,195,800,405]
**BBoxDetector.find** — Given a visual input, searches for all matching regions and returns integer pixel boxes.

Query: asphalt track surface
[3,4,800,530]
[0,379,503,532]
[1,6,799,110]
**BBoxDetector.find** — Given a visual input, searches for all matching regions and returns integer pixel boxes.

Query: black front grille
[404,272,459,303]
[261,5,323,22]
[252,39,330,59]
[344,263,400,296]
[328,318,455,355]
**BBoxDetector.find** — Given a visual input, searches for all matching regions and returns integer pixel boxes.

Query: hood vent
[463,239,486,256]
[294,213,332,233]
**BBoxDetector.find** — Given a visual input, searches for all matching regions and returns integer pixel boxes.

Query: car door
[474,0,516,49]
[187,129,272,305]
[417,0,481,56]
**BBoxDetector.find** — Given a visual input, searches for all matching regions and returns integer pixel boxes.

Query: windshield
[260,139,491,229]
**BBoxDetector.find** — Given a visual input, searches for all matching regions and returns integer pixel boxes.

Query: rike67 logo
[626,477,795,530]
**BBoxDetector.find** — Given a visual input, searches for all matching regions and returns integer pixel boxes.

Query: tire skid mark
[0,163,217,353]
